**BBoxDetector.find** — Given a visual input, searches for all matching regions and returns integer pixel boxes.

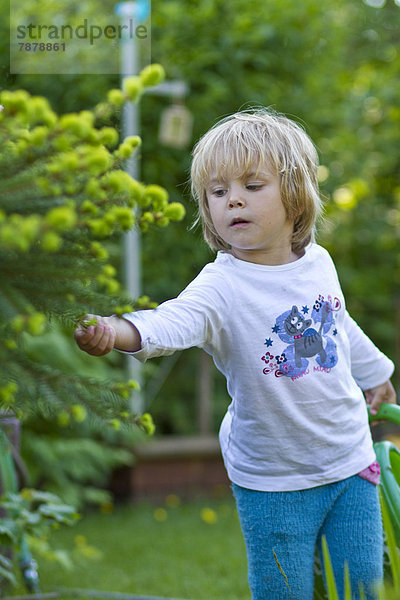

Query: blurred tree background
[1,0,399,469]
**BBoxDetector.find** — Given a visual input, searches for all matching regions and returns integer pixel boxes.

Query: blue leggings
[232,476,383,600]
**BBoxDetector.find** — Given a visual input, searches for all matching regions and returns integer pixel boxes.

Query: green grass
[18,497,250,600]
[9,492,399,600]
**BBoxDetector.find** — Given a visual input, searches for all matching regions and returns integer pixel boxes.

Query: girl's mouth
[230,217,250,227]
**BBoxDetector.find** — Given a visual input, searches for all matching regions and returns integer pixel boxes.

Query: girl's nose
[228,194,246,209]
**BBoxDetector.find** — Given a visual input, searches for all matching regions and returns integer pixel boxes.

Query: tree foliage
[0,62,188,586]
[0,63,185,428]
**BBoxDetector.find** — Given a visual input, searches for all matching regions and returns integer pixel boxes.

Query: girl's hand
[365,380,397,416]
[74,314,116,356]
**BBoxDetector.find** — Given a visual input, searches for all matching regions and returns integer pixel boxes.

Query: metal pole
[115,2,188,416]
[115,1,150,414]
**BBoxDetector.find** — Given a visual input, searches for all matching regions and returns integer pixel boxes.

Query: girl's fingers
[74,314,101,344]
[74,322,115,356]
[92,325,115,355]
[74,325,98,347]
[86,326,111,355]
[366,381,397,426]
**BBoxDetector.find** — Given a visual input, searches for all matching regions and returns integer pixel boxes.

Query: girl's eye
[212,189,226,197]
[246,184,262,191]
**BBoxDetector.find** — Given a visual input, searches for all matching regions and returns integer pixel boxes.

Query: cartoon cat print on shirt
[261,295,341,379]
[284,304,329,367]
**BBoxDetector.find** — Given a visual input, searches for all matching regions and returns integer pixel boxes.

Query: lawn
[18,496,251,600]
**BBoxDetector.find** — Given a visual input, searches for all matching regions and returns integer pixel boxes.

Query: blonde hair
[190,108,323,254]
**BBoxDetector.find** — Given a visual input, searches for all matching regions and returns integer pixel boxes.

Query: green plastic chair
[369,402,400,545]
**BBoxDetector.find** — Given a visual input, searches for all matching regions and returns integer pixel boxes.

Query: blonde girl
[75,109,396,599]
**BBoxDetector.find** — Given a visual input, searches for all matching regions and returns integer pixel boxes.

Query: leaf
[0,553,13,570]
[23,488,61,504]
[272,548,294,598]
[0,552,16,586]
[321,535,339,600]
[21,509,42,526]
[344,562,352,600]
[0,521,17,544]
[27,535,73,570]
[358,583,367,600]
[0,562,17,586]
[39,503,78,523]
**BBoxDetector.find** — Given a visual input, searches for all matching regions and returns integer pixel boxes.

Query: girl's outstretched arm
[74,314,141,356]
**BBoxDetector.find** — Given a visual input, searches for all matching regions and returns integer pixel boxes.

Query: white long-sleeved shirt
[122,244,394,491]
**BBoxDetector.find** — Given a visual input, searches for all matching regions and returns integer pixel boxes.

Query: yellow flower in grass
[153,508,168,522]
[201,507,218,525]
[74,535,103,560]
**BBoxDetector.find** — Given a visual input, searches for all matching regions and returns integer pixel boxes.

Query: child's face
[205,166,296,265]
